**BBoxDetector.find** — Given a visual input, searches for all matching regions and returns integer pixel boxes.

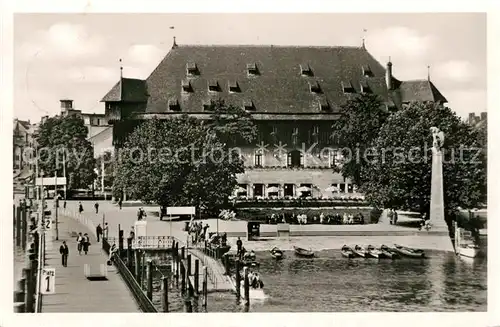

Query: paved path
[41,212,140,312]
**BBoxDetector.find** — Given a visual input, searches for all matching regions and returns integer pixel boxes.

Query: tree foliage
[113,100,257,211]
[332,94,390,186]
[360,102,486,216]
[35,115,96,190]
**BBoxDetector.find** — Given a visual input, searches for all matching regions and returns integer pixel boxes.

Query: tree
[35,115,96,191]
[113,101,256,212]
[332,94,390,186]
[361,102,486,220]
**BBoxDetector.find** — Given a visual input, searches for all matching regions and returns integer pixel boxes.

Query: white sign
[166,206,196,215]
[44,218,52,230]
[36,177,67,186]
[41,268,56,294]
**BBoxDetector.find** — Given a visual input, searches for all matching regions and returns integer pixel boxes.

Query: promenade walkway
[41,212,140,312]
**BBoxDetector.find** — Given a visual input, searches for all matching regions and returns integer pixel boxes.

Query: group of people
[137,207,147,220]
[188,221,210,245]
[388,209,399,225]
[267,212,365,225]
[95,223,108,242]
[76,232,91,255]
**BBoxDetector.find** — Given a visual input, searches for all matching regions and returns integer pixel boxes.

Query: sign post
[41,268,56,294]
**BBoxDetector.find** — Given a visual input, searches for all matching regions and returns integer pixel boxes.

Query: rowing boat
[270,247,284,259]
[393,244,425,258]
[293,246,314,258]
[366,245,383,259]
[353,245,367,257]
[379,245,397,259]
[341,245,355,258]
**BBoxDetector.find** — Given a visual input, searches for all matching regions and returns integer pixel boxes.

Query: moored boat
[457,244,480,258]
[341,245,355,258]
[293,246,314,258]
[366,245,383,259]
[353,245,367,257]
[379,245,397,259]
[393,244,425,258]
[270,247,284,259]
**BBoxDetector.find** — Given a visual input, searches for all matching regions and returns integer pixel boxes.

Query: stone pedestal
[135,220,148,237]
[429,148,454,252]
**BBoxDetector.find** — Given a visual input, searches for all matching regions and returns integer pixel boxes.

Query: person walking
[388,209,394,225]
[78,202,84,214]
[236,237,243,260]
[393,210,398,225]
[76,232,84,255]
[59,241,69,267]
[82,233,91,255]
[94,202,99,214]
[96,224,103,242]
[118,198,123,210]
[63,200,67,209]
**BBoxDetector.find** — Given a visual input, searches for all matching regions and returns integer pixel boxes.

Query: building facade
[101,41,447,199]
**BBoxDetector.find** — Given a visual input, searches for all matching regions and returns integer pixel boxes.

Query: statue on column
[430,127,445,151]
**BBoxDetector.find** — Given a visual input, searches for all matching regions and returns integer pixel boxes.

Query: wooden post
[202,266,208,308]
[162,276,169,312]
[134,250,141,283]
[21,208,27,251]
[126,239,132,268]
[243,266,250,306]
[141,252,146,290]
[223,255,230,275]
[184,299,193,312]
[175,242,179,258]
[24,264,34,313]
[181,246,185,260]
[15,206,21,247]
[181,262,186,294]
[14,278,26,302]
[187,254,192,276]
[235,260,241,300]
[194,259,199,295]
[175,257,179,287]
[147,260,153,300]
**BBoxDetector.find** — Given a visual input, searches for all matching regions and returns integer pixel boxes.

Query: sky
[14,13,486,123]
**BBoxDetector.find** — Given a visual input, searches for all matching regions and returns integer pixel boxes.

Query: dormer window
[229,81,241,93]
[168,98,180,111]
[247,63,259,76]
[243,100,255,111]
[208,80,221,92]
[300,64,313,76]
[309,81,322,94]
[181,80,193,93]
[360,81,371,93]
[319,98,331,111]
[362,65,373,77]
[186,62,199,76]
[342,81,356,94]
[203,100,215,111]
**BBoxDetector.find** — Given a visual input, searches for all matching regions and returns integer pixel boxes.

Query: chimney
[386,60,393,90]
[60,99,73,110]
[468,113,475,124]
[480,112,487,121]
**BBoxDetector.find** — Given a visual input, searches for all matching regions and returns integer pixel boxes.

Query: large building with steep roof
[101,41,447,199]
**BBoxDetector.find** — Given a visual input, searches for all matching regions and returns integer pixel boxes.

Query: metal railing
[103,238,157,312]
[132,236,175,249]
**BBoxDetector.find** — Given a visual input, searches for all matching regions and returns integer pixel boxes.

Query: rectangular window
[247,63,259,76]
[342,81,356,94]
[186,62,199,76]
[360,81,371,93]
[229,81,240,93]
[309,81,322,94]
[319,99,330,111]
[243,100,255,111]
[169,99,180,111]
[203,102,214,111]
[362,65,373,77]
[300,64,313,76]
[208,80,220,92]
[254,151,263,167]
[181,80,193,93]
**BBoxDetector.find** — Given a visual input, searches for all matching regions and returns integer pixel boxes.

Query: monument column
[429,127,454,252]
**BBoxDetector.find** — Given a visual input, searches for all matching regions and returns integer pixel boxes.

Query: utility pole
[101,157,105,201]
[62,151,67,200]
[54,170,59,240]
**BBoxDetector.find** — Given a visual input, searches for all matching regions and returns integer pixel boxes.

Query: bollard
[223,255,230,275]
[14,302,25,313]
[24,264,34,313]
[147,260,153,300]
[194,259,199,295]
[243,266,250,306]
[141,252,147,290]
[134,250,141,283]
[202,266,208,308]
[175,242,179,258]
[235,260,241,300]
[187,254,192,276]
[181,262,186,294]
[181,247,185,260]
[162,276,169,312]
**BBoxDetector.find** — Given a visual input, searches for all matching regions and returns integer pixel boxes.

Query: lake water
[152,247,487,312]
